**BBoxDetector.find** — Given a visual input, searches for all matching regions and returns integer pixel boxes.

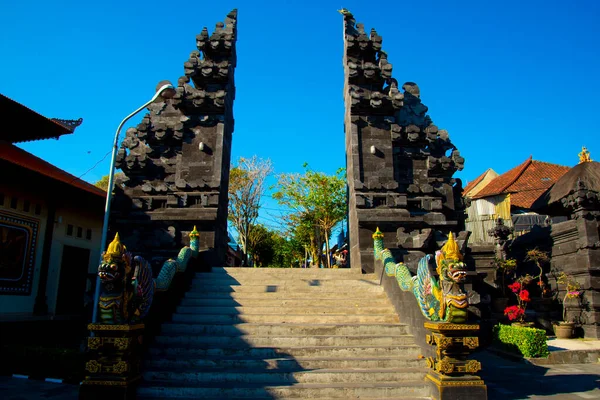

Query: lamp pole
[91,83,176,323]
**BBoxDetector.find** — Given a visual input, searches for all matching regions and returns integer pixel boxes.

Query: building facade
[0,94,105,319]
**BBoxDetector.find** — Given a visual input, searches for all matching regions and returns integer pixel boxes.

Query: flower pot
[554,322,575,339]
[492,297,508,313]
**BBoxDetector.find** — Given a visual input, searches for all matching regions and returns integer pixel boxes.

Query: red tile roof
[472,157,570,209]
[0,141,106,198]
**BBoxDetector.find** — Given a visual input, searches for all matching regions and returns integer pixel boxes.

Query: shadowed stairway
[137,267,430,399]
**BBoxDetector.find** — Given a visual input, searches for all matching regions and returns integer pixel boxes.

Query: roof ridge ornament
[578,146,592,163]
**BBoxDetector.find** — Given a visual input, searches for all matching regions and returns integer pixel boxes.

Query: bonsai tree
[525,248,550,297]
[557,272,582,323]
[491,258,517,297]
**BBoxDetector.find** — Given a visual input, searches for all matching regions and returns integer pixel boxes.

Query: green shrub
[492,323,549,358]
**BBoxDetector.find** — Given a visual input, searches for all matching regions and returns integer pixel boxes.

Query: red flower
[504,305,525,321]
[508,282,521,293]
[519,289,531,302]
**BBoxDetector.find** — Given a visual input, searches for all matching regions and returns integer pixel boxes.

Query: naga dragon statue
[97,227,200,324]
[374,229,469,323]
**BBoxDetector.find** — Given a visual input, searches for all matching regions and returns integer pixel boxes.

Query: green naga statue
[374,229,469,323]
[97,227,200,324]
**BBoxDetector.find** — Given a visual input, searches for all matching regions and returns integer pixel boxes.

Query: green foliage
[247,224,275,267]
[273,164,347,268]
[228,157,273,266]
[269,233,304,268]
[94,172,125,191]
[492,324,549,358]
[247,224,304,268]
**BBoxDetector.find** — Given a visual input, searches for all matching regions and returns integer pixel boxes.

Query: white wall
[45,206,103,314]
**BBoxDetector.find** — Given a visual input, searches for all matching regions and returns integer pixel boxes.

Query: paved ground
[1,350,598,399]
[476,351,600,400]
[0,377,79,399]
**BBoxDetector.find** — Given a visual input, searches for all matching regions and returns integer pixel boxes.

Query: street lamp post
[91,82,176,323]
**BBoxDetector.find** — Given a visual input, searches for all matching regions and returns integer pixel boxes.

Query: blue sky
[2,0,599,234]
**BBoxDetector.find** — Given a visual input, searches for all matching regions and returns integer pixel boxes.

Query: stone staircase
[137,267,430,399]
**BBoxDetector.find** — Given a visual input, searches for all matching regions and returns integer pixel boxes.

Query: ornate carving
[465,359,482,374]
[579,146,592,163]
[463,337,479,349]
[88,337,101,350]
[114,338,129,351]
[81,324,145,394]
[423,322,482,384]
[86,360,100,374]
[435,335,453,350]
[436,357,455,374]
[112,361,128,374]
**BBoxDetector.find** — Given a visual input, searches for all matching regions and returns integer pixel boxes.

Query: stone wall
[550,218,600,338]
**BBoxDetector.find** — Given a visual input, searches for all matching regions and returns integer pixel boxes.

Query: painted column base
[79,324,144,400]
[426,371,487,400]
[424,322,487,400]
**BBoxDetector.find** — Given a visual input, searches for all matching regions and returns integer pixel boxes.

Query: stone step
[148,345,422,359]
[202,268,370,277]
[171,313,399,324]
[154,334,415,348]
[192,277,379,286]
[186,284,385,293]
[142,368,427,385]
[136,381,430,399]
[179,297,391,307]
[144,356,425,371]
[175,305,395,315]
[160,323,409,337]
[184,291,386,300]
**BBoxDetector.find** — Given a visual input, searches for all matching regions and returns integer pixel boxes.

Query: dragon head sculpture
[97,233,134,324]
[99,233,131,289]
[435,232,467,284]
[434,232,469,323]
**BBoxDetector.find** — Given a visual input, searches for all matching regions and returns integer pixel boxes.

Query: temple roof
[0,141,105,198]
[472,157,570,209]
[532,160,600,212]
[0,93,82,143]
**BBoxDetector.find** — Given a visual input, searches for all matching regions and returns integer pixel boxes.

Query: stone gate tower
[342,11,467,273]
[110,10,237,267]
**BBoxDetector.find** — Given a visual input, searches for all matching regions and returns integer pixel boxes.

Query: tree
[94,172,125,192]
[228,156,273,266]
[273,164,347,268]
[246,223,275,267]
[269,231,304,268]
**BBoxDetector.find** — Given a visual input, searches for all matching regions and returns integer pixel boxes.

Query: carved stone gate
[110,11,238,269]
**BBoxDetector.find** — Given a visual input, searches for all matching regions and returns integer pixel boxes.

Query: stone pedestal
[424,322,487,400]
[79,324,144,400]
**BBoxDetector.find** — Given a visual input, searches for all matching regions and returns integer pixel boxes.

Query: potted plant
[491,257,517,312]
[554,272,582,339]
[504,274,534,327]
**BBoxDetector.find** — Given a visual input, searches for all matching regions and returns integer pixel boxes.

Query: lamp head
[155,80,177,100]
